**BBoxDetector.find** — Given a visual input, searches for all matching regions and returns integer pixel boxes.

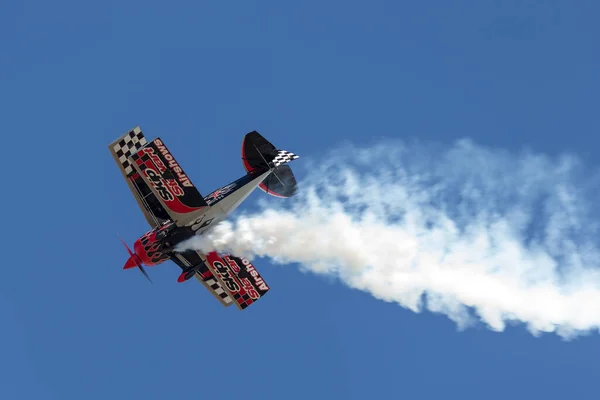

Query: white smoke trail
[180,138,600,338]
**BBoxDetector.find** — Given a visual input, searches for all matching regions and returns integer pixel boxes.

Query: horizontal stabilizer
[260,165,298,198]
[241,131,299,198]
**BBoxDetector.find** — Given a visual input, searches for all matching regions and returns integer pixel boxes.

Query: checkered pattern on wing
[111,127,148,176]
[225,284,256,309]
[271,150,299,167]
[129,151,146,166]
[204,276,233,304]
[236,292,254,309]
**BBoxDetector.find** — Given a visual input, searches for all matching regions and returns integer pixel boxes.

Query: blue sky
[2,1,600,399]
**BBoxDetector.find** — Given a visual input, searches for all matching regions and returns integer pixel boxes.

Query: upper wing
[128,137,211,226]
[108,127,170,228]
[171,250,234,307]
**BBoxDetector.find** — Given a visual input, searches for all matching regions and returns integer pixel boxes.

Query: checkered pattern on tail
[111,127,148,176]
[271,150,299,167]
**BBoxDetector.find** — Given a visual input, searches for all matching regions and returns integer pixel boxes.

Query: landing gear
[184,270,196,280]
[156,220,176,240]
[161,241,174,254]
[156,220,177,253]
[177,268,197,283]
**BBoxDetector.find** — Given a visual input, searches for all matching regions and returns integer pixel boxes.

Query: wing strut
[130,176,162,227]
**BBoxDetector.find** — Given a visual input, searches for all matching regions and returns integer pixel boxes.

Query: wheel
[184,270,196,281]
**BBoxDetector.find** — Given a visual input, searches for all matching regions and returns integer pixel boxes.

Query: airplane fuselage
[130,168,272,269]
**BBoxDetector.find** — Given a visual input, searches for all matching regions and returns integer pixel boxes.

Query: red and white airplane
[109,127,299,310]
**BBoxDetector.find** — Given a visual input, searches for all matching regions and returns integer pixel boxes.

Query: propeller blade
[138,264,153,283]
[118,236,134,256]
[117,234,152,284]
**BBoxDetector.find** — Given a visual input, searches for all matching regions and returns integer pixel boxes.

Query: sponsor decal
[206,252,268,308]
[211,260,240,293]
[223,255,241,273]
[141,146,185,198]
[142,147,167,174]
[133,142,205,214]
[165,179,184,196]
[205,183,238,205]
[154,139,194,188]
[240,277,259,299]
[145,168,174,201]
[223,255,260,299]
[243,259,270,291]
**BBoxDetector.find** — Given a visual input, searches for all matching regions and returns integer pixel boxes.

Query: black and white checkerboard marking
[175,253,233,306]
[203,276,233,305]
[112,127,148,176]
[271,150,299,167]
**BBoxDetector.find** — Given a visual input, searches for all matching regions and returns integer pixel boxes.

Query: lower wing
[171,250,234,307]
[203,252,270,310]
[171,250,270,310]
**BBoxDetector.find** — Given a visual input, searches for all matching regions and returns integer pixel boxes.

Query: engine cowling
[132,229,170,266]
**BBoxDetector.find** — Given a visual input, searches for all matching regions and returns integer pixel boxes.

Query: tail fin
[241,131,299,198]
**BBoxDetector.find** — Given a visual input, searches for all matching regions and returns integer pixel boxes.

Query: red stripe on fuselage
[242,139,256,173]
[259,182,289,198]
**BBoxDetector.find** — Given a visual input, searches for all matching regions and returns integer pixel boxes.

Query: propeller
[119,236,153,284]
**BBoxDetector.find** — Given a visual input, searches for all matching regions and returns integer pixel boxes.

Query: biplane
[109,127,299,310]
